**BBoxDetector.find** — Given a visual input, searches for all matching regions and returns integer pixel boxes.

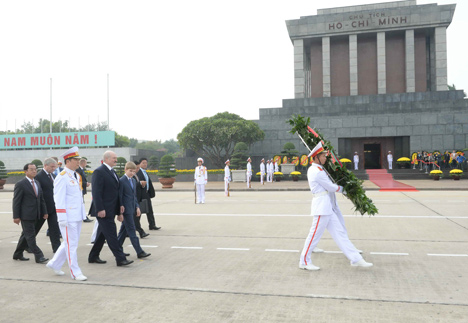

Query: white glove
[59,220,68,227]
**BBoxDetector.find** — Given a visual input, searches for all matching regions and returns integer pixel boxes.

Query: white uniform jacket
[260,163,265,174]
[246,162,252,176]
[54,167,86,222]
[308,163,343,216]
[354,155,359,163]
[194,166,208,185]
[387,154,393,163]
[224,165,231,181]
[274,162,279,172]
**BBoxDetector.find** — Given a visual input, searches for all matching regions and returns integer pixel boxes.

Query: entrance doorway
[364,144,381,169]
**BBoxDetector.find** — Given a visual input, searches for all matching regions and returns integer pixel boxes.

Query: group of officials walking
[12,147,156,281]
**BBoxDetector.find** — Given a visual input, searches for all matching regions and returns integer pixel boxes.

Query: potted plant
[289,171,301,181]
[397,157,411,169]
[115,157,127,177]
[449,169,463,180]
[158,154,177,188]
[255,172,262,182]
[429,170,443,181]
[339,158,352,169]
[0,160,8,189]
[274,171,283,182]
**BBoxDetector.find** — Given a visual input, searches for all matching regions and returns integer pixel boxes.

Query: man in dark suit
[133,161,149,238]
[88,150,133,266]
[117,162,151,258]
[137,157,160,231]
[76,158,93,223]
[34,158,61,253]
[12,163,49,263]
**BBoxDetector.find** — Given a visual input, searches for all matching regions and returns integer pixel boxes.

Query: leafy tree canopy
[177,112,264,168]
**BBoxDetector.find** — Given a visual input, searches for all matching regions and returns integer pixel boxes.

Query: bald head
[103,151,117,167]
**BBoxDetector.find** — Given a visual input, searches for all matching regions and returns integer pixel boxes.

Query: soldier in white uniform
[274,160,279,173]
[246,157,252,188]
[260,158,265,185]
[387,151,393,170]
[353,152,359,170]
[266,160,273,182]
[224,160,231,196]
[299,142,373,271]
[194,158,208,203]
[46,147,88,281]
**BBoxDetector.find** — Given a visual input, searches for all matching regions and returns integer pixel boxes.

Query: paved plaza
[1,180,468,322]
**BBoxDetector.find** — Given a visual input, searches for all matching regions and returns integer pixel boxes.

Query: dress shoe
[149,226,161,230]
[46,262,65,276]
[137,251,151,259]
[117,260,134,266]
[351,259,373,267]
[74,274,87,281]
[312,247,324,253]
[36,257,49,264]
[88,257,107,264]
[83,218,93,223]
[13,256,29,261]
[299,262,320,271]
[140,232,150,238]
[124,253,130,257]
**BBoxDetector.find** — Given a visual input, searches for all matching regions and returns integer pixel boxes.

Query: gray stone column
[349,34,358,96]
[377,32,386,94]
[434,26,448,91]
[294,39,305,98]
[405,29,415,92]
[322,36,331,97]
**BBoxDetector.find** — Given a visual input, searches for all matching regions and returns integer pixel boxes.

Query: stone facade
[248,1,466,168]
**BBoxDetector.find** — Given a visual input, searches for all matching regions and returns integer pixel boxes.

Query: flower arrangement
[7,171,25,176]
[397,157,411,169]
[288,115,378,215]
[449,169,463,180]
[339,158,352,163]
[274,171,283,181]
[429,170,443,180]
[289,171,301,181]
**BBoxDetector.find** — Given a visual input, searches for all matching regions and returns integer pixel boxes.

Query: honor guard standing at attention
[274,159,279,173]
[246,157,252,188]
[268,159,274,182]
[299,142,373,271]
[46,147,88,281]
[194,158,208,203]
[260,158,265,185]
[353,152,359,170]
[224,160,231,197]
[387,151,393,170]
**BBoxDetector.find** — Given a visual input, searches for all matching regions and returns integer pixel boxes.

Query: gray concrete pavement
[1,183,468,322]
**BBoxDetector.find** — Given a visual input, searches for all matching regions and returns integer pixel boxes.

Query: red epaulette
[317,166,323,171]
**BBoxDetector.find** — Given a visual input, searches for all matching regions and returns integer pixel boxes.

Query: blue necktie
[142,169,149,191]
[129,177,133,189]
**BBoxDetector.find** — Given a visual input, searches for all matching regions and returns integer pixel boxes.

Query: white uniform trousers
[246,174,251,188]
[300,212,362,266]
[224,179,229,196]
[47,221,83,279]
[266,171,272,182]
[196,184,205,203]
[260,172,265,184]
[354,162,358,170]
[91,220,99,243]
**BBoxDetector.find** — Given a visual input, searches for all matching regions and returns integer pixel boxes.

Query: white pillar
[405,30,415,92]
[377,32,386,94]
[322,36,331,97]
[434,26,448,91]
[349,34,358,96]
[294,39,305,98]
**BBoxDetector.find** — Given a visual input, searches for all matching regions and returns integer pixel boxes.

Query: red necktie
[31,180,38,197]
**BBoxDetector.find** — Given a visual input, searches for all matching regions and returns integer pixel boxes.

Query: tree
[162,139,180,154]
[281,142,298,162]
[177,112,264,168]
[115,157,127,176]
[158,154,177,178]
[230,142,249,170]
[148,156,159,169]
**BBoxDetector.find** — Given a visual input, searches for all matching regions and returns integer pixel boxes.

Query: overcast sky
[1,0,466,142]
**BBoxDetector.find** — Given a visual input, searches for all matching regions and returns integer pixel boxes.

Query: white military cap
[225,159,230,164]
[308,142,324,158]
[261,158,264,161]
[247,157,251,161]
[197,157,204,163]
[60,146,80,161]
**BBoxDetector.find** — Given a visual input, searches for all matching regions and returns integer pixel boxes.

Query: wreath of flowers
[288,115,378,216]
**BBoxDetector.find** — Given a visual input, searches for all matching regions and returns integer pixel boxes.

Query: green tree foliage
[177,112,265,168]
[281,142,298,161]
[158,154,177,178]
[148,156,159,169]
[115,157,127,176]
[31,159,43,171]
[0,160,8,179]
[230,142,249,170]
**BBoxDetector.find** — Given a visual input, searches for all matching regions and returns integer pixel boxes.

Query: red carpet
[366,169,418,192]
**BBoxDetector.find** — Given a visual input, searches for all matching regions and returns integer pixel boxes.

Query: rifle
[194,181,197,204]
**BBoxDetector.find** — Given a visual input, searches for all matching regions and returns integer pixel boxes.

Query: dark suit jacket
[12,177,47,220]
[76,166,88,195]
[35,170,56,215]
[136,169,155,200]
[119,175,139,216]
[90,164,120,218]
